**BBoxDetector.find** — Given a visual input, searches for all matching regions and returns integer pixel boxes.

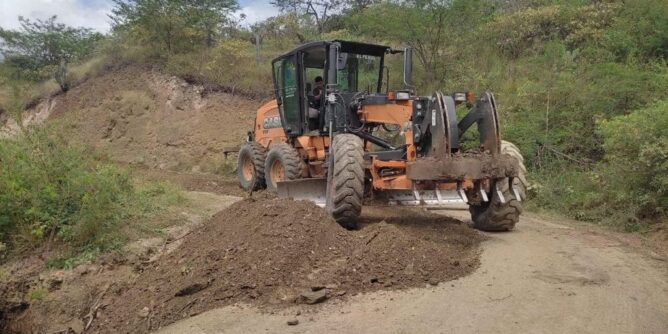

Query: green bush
[164,39,275,97]
[0,126,177,252]
[597,100,668,223]
[599,0,668,61]
[530,101,668,230]
[528,168,604,222]
[488,3,620,58]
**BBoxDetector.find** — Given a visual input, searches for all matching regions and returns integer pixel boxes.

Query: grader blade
[375,188,465,209]
[277,178,327,207]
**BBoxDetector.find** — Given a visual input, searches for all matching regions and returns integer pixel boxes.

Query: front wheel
[328,134,365,230]
[264,143,304,192]
[469,140,527,231]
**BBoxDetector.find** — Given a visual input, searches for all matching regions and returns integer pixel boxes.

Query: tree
[252,13,318,44]
[110,0,239,53]
[0,16,102,89]
[349,0,494,86]
[188,0,241,47]
[345,0,377,12]
[271,0,343,34]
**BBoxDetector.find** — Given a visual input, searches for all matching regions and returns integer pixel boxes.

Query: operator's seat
[307,107,320,131]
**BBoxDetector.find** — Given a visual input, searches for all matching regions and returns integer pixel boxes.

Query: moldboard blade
[277,178,327,207]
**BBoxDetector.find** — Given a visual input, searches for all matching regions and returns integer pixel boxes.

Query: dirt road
[157,210,668,334]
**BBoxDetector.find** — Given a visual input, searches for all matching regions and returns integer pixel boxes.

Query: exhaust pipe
[326,43,340,133]
[327,43,339,90]
[403,47,413,92]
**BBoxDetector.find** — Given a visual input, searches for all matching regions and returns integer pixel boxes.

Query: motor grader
[237,40,527,230]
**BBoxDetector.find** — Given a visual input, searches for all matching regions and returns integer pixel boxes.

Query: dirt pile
[90,198,484,333]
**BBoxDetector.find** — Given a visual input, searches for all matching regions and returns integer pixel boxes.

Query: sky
[0,0,277,33]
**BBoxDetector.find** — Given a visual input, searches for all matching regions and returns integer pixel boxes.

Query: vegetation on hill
[0,16,102,91]
[1,0,667,233]
[0,123,182,260]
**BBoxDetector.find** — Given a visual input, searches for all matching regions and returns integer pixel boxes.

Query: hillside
[16,66,258,172]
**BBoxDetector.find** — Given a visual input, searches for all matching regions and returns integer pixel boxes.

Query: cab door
[272,55,303,136]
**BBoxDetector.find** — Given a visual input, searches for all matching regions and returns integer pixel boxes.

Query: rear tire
[237,142,267,191]
[264,143,304,192]
[329,134,364,230]
[469,140,527,232]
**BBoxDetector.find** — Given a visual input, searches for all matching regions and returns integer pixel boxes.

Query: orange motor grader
[238,40,527,230]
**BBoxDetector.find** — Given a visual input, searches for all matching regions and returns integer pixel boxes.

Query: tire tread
[470,140,527,232]
[330,134,364,229]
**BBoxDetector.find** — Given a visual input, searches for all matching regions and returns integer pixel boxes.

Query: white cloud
[0,0,279,33]
[0,0,113,33]
[234,0,277,26]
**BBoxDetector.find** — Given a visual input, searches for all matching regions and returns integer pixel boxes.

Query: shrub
[600,0,668,61]
[164,39,275,97]
[597,100,668,224]
[0,125,177,253]
[489,3,620,58]
[532,100,668,230]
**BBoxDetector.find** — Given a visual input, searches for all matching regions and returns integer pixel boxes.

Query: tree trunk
[55,58,69,92]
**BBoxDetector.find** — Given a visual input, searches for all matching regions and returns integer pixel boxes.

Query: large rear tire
[264,143,304,192]
[237,142,267,191]
[329,134,365,230]
[469,140,527,232]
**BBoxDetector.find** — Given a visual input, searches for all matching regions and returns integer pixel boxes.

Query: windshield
[336,52,382,93]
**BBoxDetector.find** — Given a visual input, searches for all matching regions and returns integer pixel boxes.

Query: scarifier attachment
[490,177,524,205]
[495,181,506,204]
[456,182,468,203]
[475,181,489,202]
[508,176,523,201]
[276,178,328,207]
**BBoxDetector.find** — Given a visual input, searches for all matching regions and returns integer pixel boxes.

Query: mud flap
[277,178,327,207]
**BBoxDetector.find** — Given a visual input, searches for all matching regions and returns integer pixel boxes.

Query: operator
[309,76,324,119]
[313,76,325,108]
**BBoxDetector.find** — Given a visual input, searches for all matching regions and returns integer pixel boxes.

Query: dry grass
[0,55,110,114]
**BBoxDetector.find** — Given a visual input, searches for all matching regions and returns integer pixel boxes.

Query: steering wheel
[307,93,317,108]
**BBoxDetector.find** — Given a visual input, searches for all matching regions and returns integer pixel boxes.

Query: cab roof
[273,40,391,62]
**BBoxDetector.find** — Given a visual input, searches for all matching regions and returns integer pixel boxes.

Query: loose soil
[87,198,483,333]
